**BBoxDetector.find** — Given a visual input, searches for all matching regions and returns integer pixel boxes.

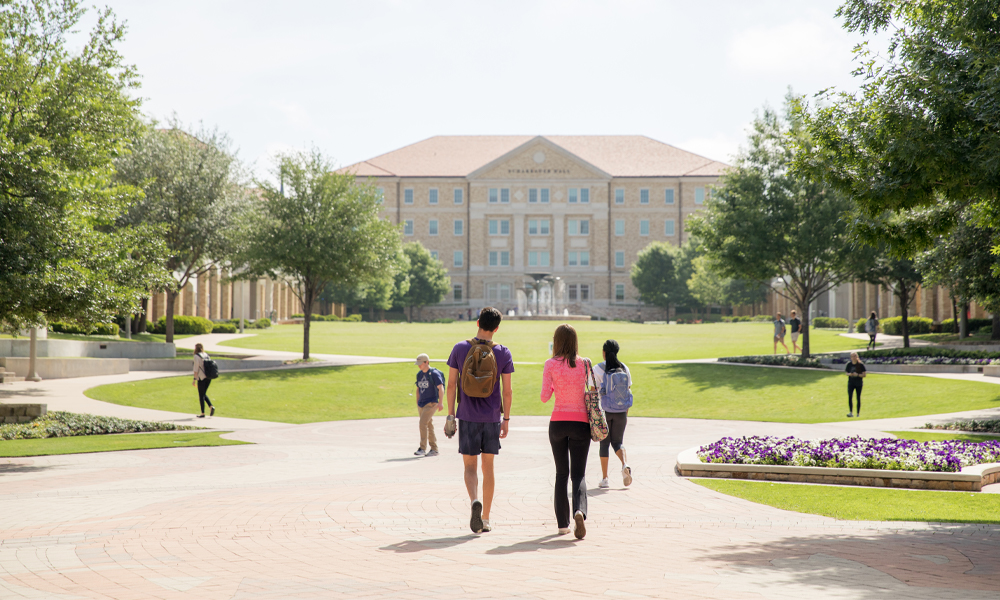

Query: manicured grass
[86,362,1000,424]
[693,479,1000,523]
[887,431,1000,443]
[0,431,247,457]
[911,332,993,344]
[219,321,868,362]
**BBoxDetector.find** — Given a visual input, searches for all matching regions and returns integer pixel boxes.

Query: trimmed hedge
[0,411,197,440]
[212,323,237,333]
[811,317,849,329]
[940,318,993,334]
[148,315,214,335]
[861,347,1000,360]
[48,321,119,336]
[718,355,825,369]
[879,316,933,335]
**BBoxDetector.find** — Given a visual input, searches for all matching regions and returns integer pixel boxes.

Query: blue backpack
[598,361,633,412]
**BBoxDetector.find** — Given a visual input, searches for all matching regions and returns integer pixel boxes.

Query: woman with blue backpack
[593,339,633,489]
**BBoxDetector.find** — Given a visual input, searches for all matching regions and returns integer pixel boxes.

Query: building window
[568,252,577,267]
[580,251,589,266]
[489,219,510,235]
[489,188,498,203]
[695,187,705,204]
[568,219,589,236]
[529,189,536,203]
[429,189,438,204]
[489,251,498,267]
[568,284,577,301]
[429,220,438,235]
[430,251,438,261]
[580,188,589,203]
[491,188,510,203]
[500,251,509,266]
[453,283,463,302]
[567,284,591,302]
[615,251,625,268]
[615,189,624,204]
[376,187,384,204]
[616,284,625,302]
[528,251,550,268]
[640,189,649,204]
[567,188,590,204]
[664,219,675,236]
[529,188,549,204]
[454,188,463,204]
[665,189,675,205]
[404,189,414,204]
[615,219,625,236]
[454,251,463,268]
[454,219,463,235]
[568,188,577,204]
[529,252,537,267]
[567,252,589,267]
[528,219,550,235]
[640,220,649,236]
[404,220,414,236]
[487,283,512,302]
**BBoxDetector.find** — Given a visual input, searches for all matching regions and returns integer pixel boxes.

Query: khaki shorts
[791,332,800,342]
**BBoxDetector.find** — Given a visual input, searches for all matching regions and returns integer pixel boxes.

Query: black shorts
[458,420,501,456]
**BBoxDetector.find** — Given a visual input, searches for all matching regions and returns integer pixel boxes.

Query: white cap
[415,353,429,365]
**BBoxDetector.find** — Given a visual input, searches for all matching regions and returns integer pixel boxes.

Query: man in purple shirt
[445,307,514,534]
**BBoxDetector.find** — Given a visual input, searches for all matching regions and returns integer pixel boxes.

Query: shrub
[92,323,119,336]
[150,315,214,335]
[212,323,237,333]
[977,325,993,336]
[925,420,1000,434]
[811,317,849,329]
[861,347,1000,360]
[48,321,118,336]
[879,316,933,335]
[343,314,362,322]
[252,318,271,329]
[432,318,455,324]
[718,355,824,369]
[291,313,303,318]
[939,318,992,334]
[0,411,197,441]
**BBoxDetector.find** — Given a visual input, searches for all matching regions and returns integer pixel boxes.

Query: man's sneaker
[573,510,586,539]
[557,527,571,535]
[599,478,610,489]
[847,413,854,418]
[622,465,633,487]
[426,449,439,457]
[413,448,426,456]
[470,500,483,533]
[481,519,492,532]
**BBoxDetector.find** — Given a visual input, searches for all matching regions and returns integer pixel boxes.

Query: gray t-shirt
[773,319,786,336]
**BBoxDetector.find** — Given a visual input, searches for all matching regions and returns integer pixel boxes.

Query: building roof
[339,135,726,178]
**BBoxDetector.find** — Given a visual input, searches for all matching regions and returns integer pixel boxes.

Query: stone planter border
[676,447,1000,492]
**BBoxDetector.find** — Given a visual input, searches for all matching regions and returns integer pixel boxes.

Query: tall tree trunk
[379,308,385,321]
[302,288,313,360]
[165,290,178,344]
[960,301,969,339]
[992,311,1000,341]
[899,284,910,349]
[136,297,148,334]
[369,306,374,322]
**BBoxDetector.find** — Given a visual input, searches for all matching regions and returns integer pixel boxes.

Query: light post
[26,327,41,382]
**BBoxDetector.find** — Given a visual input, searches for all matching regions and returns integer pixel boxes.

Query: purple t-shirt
[447,338,514,423]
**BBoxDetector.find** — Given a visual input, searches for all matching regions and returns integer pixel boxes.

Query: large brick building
[342,135,725,319]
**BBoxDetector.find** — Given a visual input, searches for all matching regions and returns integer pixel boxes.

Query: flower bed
[925,420,1000,434]
[858,348,1000,360]
[718,355,824,369]
[697,435,1000,473]
[0,412,198,441]
[831,356,997,366]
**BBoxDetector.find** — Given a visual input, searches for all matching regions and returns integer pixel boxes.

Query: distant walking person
[773,313,789,355]
[192,343,216,418]
[541,324,591,539]
[445,307,514,534]
[593,339,633,490]
[788,310,803,354]
[413,353,444,457]
[865,312,879,350]
[845,351,866,418]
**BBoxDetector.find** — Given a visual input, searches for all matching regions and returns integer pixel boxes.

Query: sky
[90,0,878,179]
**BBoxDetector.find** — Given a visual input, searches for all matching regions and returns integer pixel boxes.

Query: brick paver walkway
[2,414,998,599]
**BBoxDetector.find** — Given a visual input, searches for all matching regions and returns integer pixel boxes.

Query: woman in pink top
[540,324,591,539]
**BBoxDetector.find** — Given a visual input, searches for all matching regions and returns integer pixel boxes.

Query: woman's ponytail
[603,339,623,371]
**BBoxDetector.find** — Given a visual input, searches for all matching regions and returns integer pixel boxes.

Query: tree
[399,242,450,322]
[115,122,248,342]
[859,254,922,347]
[723,279,771,315]
[688,100,857,357]
[1,0,167,332]
[242,150,401,358]
[630,242,688,315]
[687,256,725,313]
[800,0,1000,252]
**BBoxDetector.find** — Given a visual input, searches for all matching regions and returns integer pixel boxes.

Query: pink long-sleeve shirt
[540,356,590,423]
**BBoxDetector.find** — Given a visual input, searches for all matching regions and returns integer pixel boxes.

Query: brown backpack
[460,338,498,398]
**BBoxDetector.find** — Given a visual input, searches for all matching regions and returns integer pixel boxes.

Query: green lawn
[219,321,868,362]
[85,362,1000,424]
[887,431,1000,443]
[911,332,993,344]
[0,431,247,457]
[694,479,1000,523]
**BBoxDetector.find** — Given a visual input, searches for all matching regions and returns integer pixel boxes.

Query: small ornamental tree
[630,242,688,315]
[242,150,401,358]
[399,242,450,322]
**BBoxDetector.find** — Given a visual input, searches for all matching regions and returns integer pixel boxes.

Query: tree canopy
[630,242,693,312]
[399,242,450,321]
[1,0,167,331]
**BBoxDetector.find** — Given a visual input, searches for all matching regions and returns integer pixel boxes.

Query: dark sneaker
[196,414,205,418]
[210,406,215,417]
[847,413,854,418]
[426,449,439,457]
[573,510,586,539]
[470,500,483,533]
[413,448,425,456]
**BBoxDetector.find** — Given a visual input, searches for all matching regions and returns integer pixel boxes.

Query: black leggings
[599,410,628,458]
[868,334,877,349]
[848,379,862,414]
[197,378,214,413]
[548,420,590,529]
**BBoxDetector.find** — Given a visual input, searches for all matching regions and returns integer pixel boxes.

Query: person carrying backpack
[192,343,218,418]
[444,307,514,534]
[592,339,633,489]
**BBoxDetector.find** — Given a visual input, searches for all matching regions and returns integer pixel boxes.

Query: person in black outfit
[845,351,866,418]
